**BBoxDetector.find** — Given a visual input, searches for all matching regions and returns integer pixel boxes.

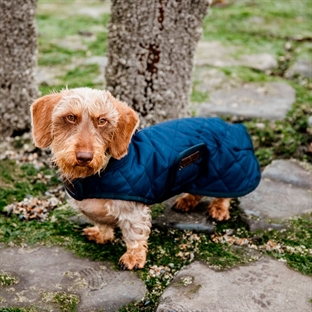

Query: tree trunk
[105,0,210,127]
[0,0,38,138]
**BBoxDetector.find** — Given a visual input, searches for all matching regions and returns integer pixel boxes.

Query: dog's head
[31,88,139,180]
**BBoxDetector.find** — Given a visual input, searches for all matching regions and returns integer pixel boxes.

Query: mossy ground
[1,0,312,311]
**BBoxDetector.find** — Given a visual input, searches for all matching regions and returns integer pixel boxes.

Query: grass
[0,160,59,212]
[203,0,312,53]
[1,0,312,311]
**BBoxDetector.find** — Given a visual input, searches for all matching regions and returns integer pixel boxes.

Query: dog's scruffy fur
[31,88,231,270]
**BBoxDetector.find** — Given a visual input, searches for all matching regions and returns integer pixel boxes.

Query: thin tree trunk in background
[105,0,210,127]
[0,0,38,138]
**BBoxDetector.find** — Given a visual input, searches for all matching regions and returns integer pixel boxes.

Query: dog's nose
[76,151,93,165]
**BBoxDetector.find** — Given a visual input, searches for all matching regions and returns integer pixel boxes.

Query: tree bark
[0,0,38,138]
[105,0,210,127]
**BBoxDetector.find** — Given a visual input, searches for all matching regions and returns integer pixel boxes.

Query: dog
[31,87,260,270]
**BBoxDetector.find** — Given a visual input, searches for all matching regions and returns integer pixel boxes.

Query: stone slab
[285,59,312,79]
[52,36,88,51]
[0,246,146,312]
[262,159,312,189]
[240,160,312,231]
[156,258,312,312]
[76,6,111,18]
[192,67,241,94]
[238,53,278,72]
[196,82,296,120]
[36,67,63,86]
[85,56,108,85]
[195,41,277,71]
[37,2,110,18]
[152,197,214,234]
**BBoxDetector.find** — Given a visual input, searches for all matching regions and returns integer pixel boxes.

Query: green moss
[197,239,241,269]
[36,14,103,40]
[87,30,108,55]
[20,164,38,177]
[191,89,209,103]
[150,203,165,219]
[254,213,312,275]
[37,43,85,67]
[42,291,79,312]
[0,272,19,287]
[220,66,275,83]
[36,7,110,67]
[0,308,42,312]
[0,160,16,184]
[188,284,202,295]
[60,64,100,89]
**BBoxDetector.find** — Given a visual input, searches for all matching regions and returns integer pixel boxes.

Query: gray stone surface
[238,53,278,72]
[36,67,62,86]
[262,159,312,189]
[0,246,146,311]
[37,1,111,18]
[156,258,312,312]
[52,35,88,51]
[285,59,312,79]
[240,160,312,231]
[196,82,296,120]
[195,41,277,71]
[192,67,241,93]
[85,56,108,85]
[35,56,107,88]
[76,6,110,18]
[152,197,214,234]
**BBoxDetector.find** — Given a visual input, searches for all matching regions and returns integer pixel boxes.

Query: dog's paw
[173,194,202,212]
[208,199,230,221]
[83,226,114,244]
[119,247,147,270]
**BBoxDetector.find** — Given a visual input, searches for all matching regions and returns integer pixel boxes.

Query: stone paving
[1,1,312,312]
[240,159,312,231]
[156,258,312,312]
[196,82,296,120]
[0,246,146,312]
[285,59,312,79]
[1,138,311,312]
[195,41,278,72]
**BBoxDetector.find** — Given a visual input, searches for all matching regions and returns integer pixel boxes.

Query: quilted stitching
[68,117,261,203]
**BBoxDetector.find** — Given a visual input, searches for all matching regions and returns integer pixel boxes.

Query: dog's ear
[31,93,62,148]
[107,93,139,159]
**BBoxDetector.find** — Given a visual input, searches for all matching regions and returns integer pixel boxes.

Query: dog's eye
[66,115,76,123]
[98,117,107,127]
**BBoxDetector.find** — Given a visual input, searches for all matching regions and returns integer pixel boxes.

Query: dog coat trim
[66,117,261,204]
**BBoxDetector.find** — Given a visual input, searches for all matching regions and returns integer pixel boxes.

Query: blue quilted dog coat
[66,117,261,204]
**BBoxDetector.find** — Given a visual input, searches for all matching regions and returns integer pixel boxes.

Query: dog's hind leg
[173,193,202,212]
[208,198,231,221]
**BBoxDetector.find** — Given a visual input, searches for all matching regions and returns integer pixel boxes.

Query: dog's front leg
[71,198,117,244]
[83,224,115,244]
[117,203,151,270]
